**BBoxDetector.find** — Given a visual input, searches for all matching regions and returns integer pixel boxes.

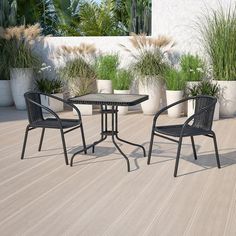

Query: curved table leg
[112,135,130,172]
[115,135,146,157]
[111,106,130,172]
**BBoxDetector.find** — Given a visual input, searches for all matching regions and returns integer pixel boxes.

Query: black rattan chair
[21,92,87,165]
[147,95,221,177]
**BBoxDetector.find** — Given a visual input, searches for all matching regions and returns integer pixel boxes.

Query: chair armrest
[153,96,196,125]
[40,93,82,120]
[27,98,63,127]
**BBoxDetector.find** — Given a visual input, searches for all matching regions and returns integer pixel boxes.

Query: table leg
[70,105,146,171]
[114,109,146,157]
[111,106,130,172]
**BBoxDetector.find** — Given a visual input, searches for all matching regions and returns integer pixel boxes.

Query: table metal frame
[69,96,148,172]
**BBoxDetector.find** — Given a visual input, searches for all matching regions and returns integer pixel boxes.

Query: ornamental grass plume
[120,33,175,58]
[0,23,42,43]
[56,43,97,59]
[0,24,43,68]
[120,33,175,80]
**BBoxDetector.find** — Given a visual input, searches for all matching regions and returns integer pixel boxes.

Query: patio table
[68,93,149,171]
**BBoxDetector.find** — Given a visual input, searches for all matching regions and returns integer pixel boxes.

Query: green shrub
[113,69,133,90]
[95,54,119,80]
[199,5,236,80]
[186,80,220,97]
[59,57,96,96]
[35,78,63,94]
[180,53,205,81]
[164,67,186,90]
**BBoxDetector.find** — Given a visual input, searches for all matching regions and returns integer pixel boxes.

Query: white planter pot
[96,80,112,93]
[139,78,162,115]
[184,81,200,115]
[188,99,219,121]
[187,99,195,118]
[114,89,130,115]
[217,81,236,117]
[40,93,64,113]
[73,104,92,116]
[166,90,183,118]
[10,68,33,110]
[0,80,14,106]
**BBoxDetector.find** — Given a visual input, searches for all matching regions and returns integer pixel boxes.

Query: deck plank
[0,107,236,236]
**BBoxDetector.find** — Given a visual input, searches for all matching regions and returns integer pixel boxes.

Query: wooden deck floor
[0,107,236,236]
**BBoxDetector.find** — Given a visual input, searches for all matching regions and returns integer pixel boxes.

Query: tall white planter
[40,93,64,113]
[217,81,236,117]
[166,90,183,118]
[114,89,130,115]
[0,80,14,106]
[96,80,112,93]
[10,68,33,110]
[139,78,162,115]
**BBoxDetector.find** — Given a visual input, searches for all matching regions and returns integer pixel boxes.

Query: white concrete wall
[40,36,134,69]
[152,0,233,54]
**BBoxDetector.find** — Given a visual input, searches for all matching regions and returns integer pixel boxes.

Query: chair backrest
[192,96,216,131]
[24,92,44,124]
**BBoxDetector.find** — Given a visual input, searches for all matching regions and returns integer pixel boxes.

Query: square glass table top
[68,93,149,106]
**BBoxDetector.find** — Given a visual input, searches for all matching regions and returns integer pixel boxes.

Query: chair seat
[154,124,211,137]
[31,118,81,129]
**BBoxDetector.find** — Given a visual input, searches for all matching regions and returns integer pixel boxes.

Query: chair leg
[60,129,69,165]
[212,132,221,168]
[174,137,183,177]
[38,128,45,151]
[147,130,155,165]
[80,124,87,154]
[190,136,197,160]
[21,125,30,160]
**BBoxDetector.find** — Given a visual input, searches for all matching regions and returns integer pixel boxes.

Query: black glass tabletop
[68,93,149,106]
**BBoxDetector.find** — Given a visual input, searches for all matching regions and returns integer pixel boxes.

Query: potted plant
[122,34,174,115]
[179,53,205,115]
[35,79,64,113]
[180,53,205,86]
[112,69,133,115]
[164,66,186,118]
[59,57,96,116]
[0,0,17,106]
[0,24,42,110]
[95,54,119,94]
[199,5,236,117]
[186,80,220,120]
[35,63,64,112]
[0,39,13,106]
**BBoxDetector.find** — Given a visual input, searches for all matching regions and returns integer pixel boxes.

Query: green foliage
[112,0,152,35]
[186,80,220,97]
[17,0,60,35]
[0,0,17,27]
[53,0,81,36]
[59,57,96,96]
[0,39,10,80]
[35,78,63,94]
[133,50,167,78]
[164,67,186,90]
[3,39,40,68]
[78,0,122,36]
[95,54,119,80]
[112,69,133,90]
[180,53,205,81]
[60,57,95,80]
[199,5,236,80]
